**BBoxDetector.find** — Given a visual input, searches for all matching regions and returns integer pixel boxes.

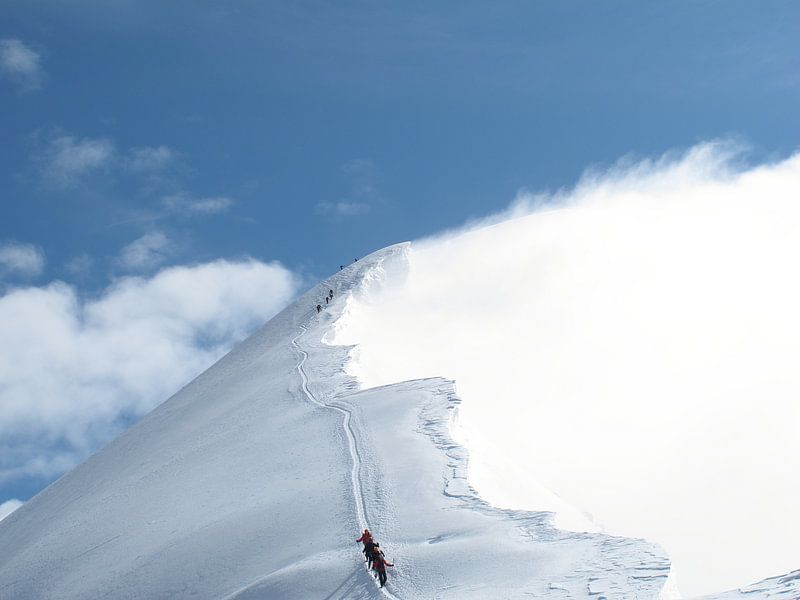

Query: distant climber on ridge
[316,304,322,313]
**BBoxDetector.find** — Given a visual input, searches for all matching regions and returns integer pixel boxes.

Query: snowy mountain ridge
[1,243,797,599]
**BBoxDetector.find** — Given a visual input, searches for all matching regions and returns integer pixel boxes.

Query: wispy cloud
[117,232,172,272]
[315,200,371,216]
[0,259,299,489]
[0,242,45,278]
[0,39,44,92]
[31,132,182,190]
[64,253,94,277]
[342,158,379,196]
[36,133,115,189]
[29,129,240,228]
[316,158,383,219]
[162,193,235,216]
[125,145,175,173]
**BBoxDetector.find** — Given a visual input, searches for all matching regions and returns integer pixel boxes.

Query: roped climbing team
[317,267,396,587]
[356,528,394,587]
[316,288,334,313]
[317,256,360,313]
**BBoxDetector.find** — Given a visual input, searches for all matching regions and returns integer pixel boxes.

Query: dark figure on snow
[372,551,393,587]
[316,304,322,313]
[325,297,329,305]
[340,265,344,270]
[364,540,378,567]
[366,541,383,569]
[329,289,334,298]
[356,529,375,566]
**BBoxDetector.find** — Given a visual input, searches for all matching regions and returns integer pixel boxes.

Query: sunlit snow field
[331,144,800,597]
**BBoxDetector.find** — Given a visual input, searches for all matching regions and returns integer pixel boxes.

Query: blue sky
[1,1,799,508]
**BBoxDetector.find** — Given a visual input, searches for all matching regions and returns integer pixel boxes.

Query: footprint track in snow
[292,324,399,600]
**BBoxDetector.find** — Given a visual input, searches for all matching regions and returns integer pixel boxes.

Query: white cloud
[118,232,171,271]
[0,499,23,521]
[0,242,45,277]
[0,39,44,92]
[0,258,299,486]
[315,201,370,216]
[38,134,115,188]
[32,134,180,189]
[126,145,175,172]
[331,142,800,596]
[30,133,230,219]
[162,193,234,215]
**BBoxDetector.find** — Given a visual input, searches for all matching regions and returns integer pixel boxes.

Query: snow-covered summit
[0,243,796,599]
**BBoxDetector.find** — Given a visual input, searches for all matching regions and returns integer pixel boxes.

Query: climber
[356,529,373,548]
[372,549,393,587]
[366,540,384,569]
[356,529,373,562]
[364,539,378,567]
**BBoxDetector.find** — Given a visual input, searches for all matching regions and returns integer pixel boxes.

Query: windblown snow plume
[331,142,800,597]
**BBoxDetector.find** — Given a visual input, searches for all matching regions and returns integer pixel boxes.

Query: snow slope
[0,243,795,599]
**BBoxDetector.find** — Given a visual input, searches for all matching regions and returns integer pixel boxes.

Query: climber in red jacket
[356,529,373,562]
[356,529,372,545]
[372,552,393,587]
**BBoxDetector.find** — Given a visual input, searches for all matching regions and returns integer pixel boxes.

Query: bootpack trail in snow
[292,323,399,600]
